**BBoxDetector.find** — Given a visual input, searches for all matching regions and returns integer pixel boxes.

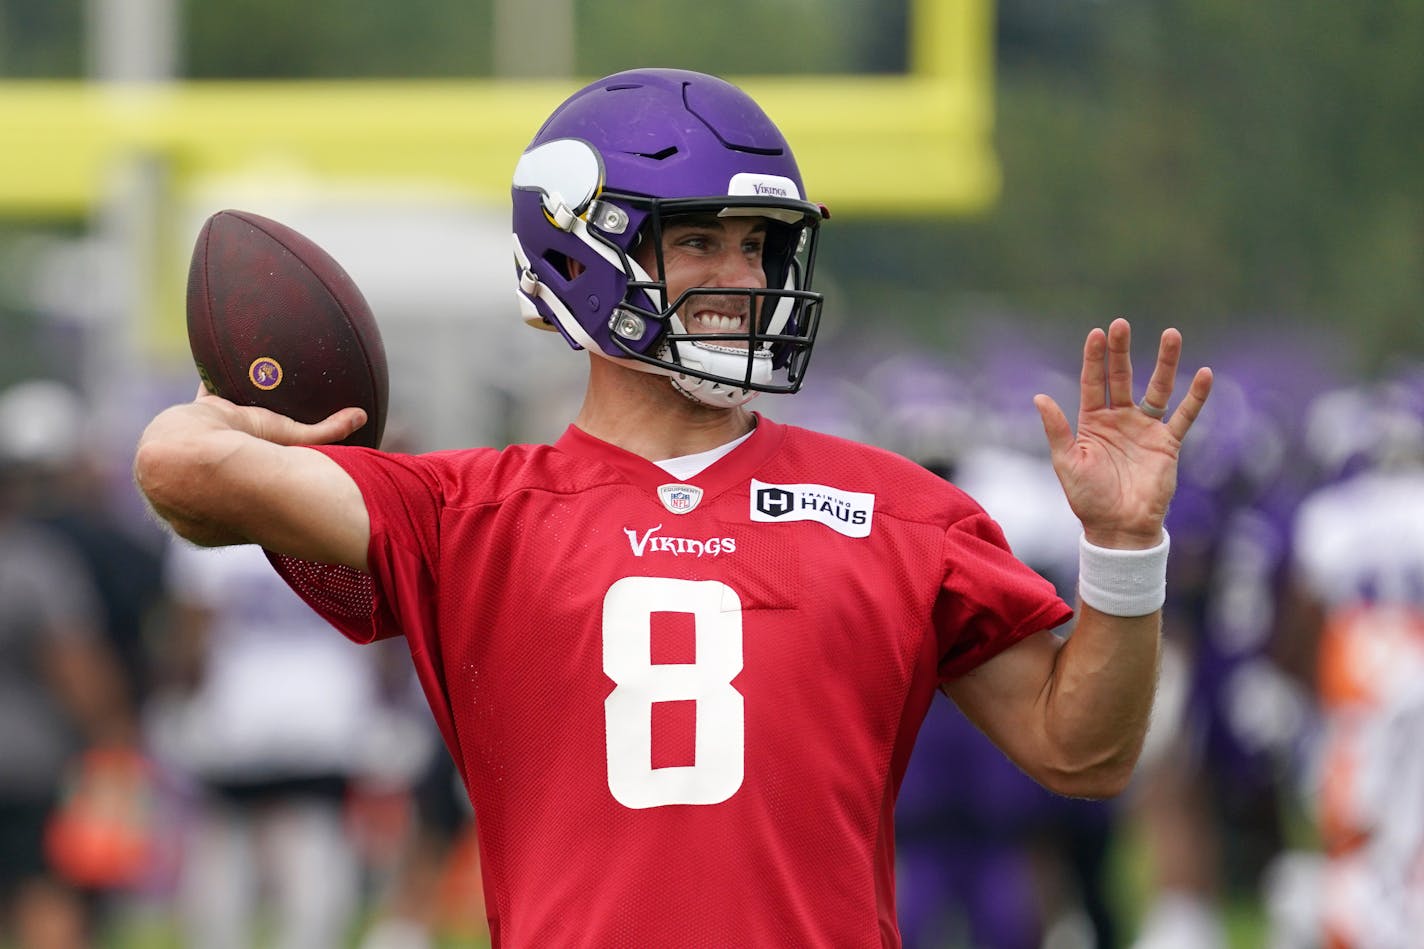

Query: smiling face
[633,213,769,349]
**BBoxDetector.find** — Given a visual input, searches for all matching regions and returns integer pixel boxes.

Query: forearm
[1032,528,1170,795]
[950,527,1170,798]
[1038,603,1161,795]
[134,402,262,546]
[133,394,371,567]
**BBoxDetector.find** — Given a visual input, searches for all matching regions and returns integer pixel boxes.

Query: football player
[1266,372,1424,948]
[134,68,1212,946]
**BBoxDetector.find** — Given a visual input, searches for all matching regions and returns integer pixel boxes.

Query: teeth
[692,312,744,333]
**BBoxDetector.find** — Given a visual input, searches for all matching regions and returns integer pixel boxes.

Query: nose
[713,246,766,290]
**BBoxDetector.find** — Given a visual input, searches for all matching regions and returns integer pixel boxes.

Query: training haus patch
[749,479,875,538]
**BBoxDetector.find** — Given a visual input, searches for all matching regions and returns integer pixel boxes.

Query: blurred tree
[0,0,83,76]
[2,0,1421,367]
[837,0,1424,370]
[183,0,493,77]
[181,0,901,79]
[577,0,904,77]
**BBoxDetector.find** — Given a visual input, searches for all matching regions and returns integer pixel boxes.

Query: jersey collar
[556,412,785,499]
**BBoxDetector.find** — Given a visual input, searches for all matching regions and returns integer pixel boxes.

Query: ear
[567,259,585,279]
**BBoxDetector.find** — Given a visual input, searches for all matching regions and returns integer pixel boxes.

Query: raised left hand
[1034,318,1213,550]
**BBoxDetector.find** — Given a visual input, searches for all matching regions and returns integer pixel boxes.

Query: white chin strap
[659,278,794,408]
[666,342,771,408]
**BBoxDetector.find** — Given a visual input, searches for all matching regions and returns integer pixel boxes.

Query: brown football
[186,209,388,449]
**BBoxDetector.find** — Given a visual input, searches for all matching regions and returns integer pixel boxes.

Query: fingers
[1082,320,1195,421]
[184,376,368,447]
[314,407,369,445]
[1140,328,1182,414]
[1135,326,1210,439]
[1072,317,1212,445]
[327,407,369,444]
[196,393,368,448]
[1167,367,1213,441]
[263,407,368,447]
[1081,318,1138,412]
[1105,317,1135,408]
[1079,328,1109,413]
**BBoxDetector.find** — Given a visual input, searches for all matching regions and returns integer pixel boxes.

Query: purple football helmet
[511,68,828,407]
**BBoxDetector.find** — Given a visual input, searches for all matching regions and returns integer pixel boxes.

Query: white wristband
[1077,530,1170,617]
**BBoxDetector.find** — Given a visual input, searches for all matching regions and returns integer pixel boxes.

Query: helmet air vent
[629,146,679,161]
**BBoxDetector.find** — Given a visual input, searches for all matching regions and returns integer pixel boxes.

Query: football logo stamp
[657,483,704,515]
[248,356,283,391]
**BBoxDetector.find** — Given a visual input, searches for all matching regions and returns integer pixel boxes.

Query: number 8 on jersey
[603,577,745,808]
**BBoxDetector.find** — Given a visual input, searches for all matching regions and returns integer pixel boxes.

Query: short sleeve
[933,511,1074,681]
[268,446,445,646]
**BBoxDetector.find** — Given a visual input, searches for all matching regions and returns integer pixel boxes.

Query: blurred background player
[0,385,139,949]
[149,539,393,949]
[1127,350,1323,949]
[357,733,483,949]
[0,380,166,728]
[1263,369,1424,948]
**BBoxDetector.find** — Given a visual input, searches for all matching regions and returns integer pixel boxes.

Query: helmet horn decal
[512,138,604,231]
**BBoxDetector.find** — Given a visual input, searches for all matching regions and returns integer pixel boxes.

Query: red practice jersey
[272,416,1072,947]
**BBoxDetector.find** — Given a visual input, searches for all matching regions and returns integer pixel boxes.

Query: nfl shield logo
[657,483,704,515]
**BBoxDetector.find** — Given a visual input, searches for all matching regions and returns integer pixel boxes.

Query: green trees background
[2,0,1421,371]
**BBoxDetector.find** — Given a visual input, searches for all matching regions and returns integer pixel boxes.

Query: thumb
[256,406,368,447]
[1034,393,1073,458]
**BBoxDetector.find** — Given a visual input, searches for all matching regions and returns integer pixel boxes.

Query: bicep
[238,445,370,570]
[941,628,1062,773]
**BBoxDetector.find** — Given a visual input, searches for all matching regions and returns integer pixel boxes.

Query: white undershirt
[654,429,755,480]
